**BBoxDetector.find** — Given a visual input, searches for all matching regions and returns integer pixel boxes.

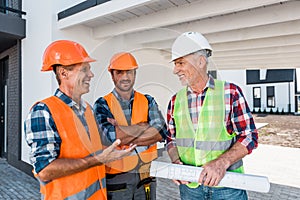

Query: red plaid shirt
[166,76,258,154]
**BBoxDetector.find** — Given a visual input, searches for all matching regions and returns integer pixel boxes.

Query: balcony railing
[0,5,26,17]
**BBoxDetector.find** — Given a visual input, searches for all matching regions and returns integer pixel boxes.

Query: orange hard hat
[41,40,96,71]
[108,52,138,72]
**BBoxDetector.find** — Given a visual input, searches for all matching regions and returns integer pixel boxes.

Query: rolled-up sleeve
[24,103,61,174]
[227,84,258,154]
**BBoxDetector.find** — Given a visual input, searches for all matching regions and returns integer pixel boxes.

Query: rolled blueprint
[150,161,270,193]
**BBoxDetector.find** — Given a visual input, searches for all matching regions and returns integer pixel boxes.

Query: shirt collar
[187,74,215,95]
[54,89,87,110]
[112,88,135,102]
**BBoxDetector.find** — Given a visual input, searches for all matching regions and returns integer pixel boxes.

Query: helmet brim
[41,57,96,72]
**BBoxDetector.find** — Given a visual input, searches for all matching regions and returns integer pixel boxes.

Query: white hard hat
[171,32,212,61]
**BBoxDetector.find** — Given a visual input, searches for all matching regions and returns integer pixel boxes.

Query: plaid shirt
[24,89,90,174]
[166,76,258,154]
[93,89,167,144]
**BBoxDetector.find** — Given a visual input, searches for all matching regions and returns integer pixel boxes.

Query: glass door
[0,56,8,158]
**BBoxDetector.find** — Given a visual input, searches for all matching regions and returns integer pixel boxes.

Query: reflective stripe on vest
[39,96,107,200]
[104,92,157,174]
[176,138,232,151]
[174,80,244,172]
[65,178,106,200]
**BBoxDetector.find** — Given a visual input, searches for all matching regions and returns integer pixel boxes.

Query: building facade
[0,0,28,173]
[217,69,300,115]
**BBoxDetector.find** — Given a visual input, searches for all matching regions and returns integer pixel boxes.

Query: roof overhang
[56,0,300,70]
[57,0,152,30]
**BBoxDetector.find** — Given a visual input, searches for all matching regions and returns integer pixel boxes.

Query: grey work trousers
[106,171,156,200]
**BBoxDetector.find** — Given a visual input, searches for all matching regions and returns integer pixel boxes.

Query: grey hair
[193,50,209,64]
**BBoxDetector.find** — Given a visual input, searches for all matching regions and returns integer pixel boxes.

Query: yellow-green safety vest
[174,80,244,188]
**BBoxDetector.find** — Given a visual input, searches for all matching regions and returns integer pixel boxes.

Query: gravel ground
[253,114,300,148]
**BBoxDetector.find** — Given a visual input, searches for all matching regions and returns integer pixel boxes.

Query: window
[254,87,261,98]
[0,0,7,13]
[253,87,261,108]
[296,68,300,93]
[267,86,275,107]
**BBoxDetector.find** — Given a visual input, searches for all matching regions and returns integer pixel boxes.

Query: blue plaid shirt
[24,89,90,174]
[93,89,167,145]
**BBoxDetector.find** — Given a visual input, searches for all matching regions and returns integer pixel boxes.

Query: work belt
[106,162,155,200]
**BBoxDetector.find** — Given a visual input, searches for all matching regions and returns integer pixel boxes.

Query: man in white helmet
[166,32,258,200]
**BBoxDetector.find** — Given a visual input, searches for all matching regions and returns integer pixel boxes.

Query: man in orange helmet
[24,40,136,200]
[93,52,167,200]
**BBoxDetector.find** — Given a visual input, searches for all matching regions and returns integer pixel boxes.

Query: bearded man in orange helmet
[93,52,167,200]
[24,40,136,200]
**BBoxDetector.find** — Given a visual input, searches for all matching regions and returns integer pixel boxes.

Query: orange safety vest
[37,96,107,200]
[103,92,157,174]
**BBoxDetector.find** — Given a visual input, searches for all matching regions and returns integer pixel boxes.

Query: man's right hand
[95,139,136,164]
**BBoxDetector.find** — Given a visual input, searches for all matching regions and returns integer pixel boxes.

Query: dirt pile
[253,114,300,148]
